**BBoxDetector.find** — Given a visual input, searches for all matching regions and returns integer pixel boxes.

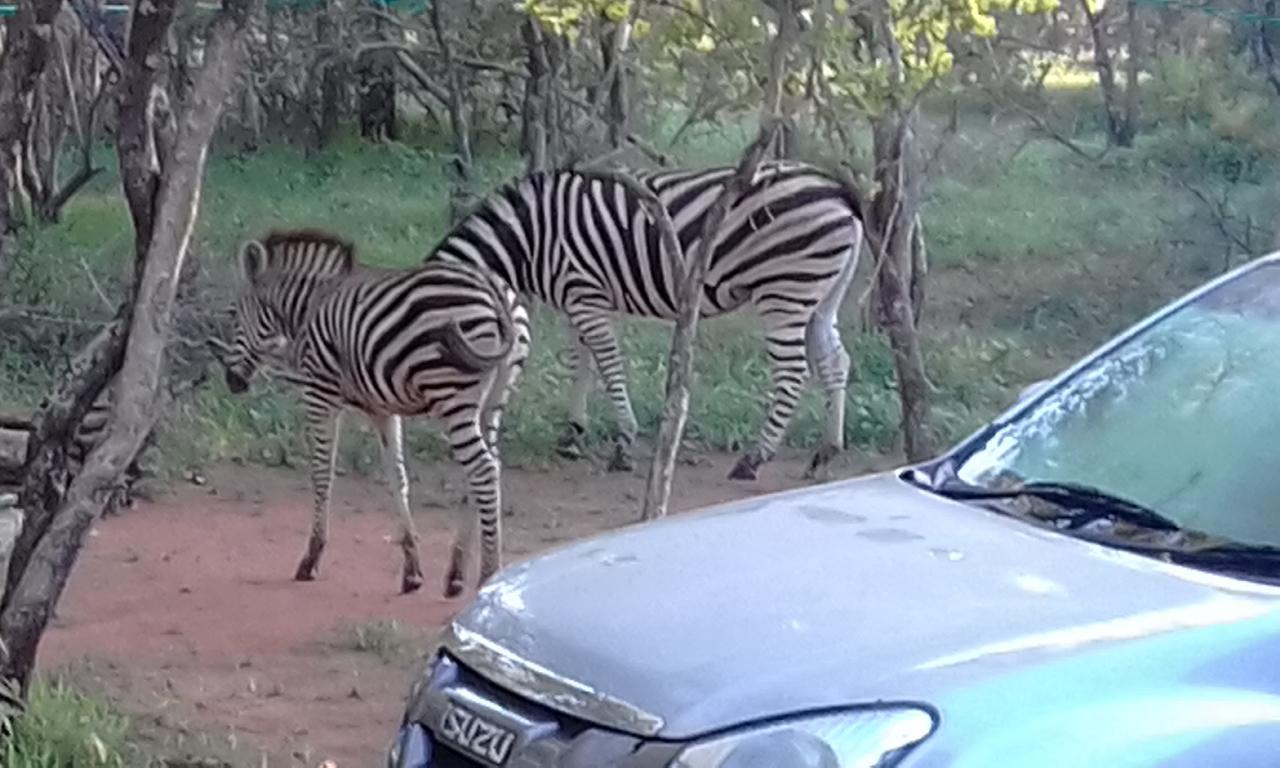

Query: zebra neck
[268,273,344,340]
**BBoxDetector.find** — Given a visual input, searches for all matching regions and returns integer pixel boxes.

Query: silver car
[388,252,1280,767]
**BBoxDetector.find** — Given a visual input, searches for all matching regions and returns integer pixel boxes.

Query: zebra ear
[238,239,269,283]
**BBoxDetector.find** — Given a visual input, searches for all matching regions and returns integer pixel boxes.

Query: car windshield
[955,259,1280,550]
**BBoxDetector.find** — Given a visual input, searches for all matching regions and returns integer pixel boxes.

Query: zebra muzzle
[225,368,251,394]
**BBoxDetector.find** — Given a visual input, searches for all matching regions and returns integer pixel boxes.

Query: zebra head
[209,230,357,394]
[208,238,293,394]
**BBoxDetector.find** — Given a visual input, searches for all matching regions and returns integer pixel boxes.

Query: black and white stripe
[212,230,531,597]
[428,160,863,479]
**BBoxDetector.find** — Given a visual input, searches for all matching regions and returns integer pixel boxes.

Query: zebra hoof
[607,445,634,473]
[555,442,584,461]
[554,423,587,461]
[728,453,762,481]
[294,563,319,582]
[804,445,841,480]
[402,572,424,594]
[443,575,465,599]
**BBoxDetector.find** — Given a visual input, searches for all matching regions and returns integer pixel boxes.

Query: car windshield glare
[956,259,1280,550]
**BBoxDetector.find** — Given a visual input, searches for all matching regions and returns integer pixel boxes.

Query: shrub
[1,679,131,768]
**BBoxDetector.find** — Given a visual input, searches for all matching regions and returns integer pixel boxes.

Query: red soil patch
[37,451,891,766]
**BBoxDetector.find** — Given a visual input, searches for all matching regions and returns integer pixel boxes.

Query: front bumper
[387,650,685,767]
[388,648,939,768]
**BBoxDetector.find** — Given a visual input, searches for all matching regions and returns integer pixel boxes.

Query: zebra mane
[255,228,357,280]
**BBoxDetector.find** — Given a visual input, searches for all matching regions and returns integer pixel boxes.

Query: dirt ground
[37,448,895,768]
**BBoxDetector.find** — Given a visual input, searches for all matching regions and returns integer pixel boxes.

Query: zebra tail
[828,165,880,259]
[440,279,516,373]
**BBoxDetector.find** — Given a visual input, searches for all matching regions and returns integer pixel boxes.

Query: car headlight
[388,653,445,768]
[671,707,936,768]
[387,722,431,768]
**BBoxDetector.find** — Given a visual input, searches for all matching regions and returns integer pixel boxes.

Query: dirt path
[38,450,893,767]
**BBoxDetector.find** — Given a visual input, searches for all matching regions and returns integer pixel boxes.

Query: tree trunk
[116,0,177,275]
[520,19,549,172]
[600,21,630,149]
[357,18,397,142]
[11,3,176,579]
[430,0,472,172]
[32,25,105,223]
[1255,0,1280,95]
[1123,0,1141,141]
[316,2,343,146]
[0,0,63,261]
[640,0,796,522]
[544,33,565,166]
[22,29,101,227]
[870,111,934,462]
[10,322,126,601]
[0,428,27,486]
[909,213,927,328]
[0,0,256,692]
[1081,0,1135,147]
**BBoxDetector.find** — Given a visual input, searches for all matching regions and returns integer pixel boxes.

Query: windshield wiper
[932,479,1184,533]
[927,477,1280,581]
[1169,541,1280,569]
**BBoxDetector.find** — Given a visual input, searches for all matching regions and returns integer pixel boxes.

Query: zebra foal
[209,230,530,597]
[428,160,864,481]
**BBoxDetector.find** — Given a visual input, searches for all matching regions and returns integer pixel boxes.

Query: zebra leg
[481,372,506,461]
[803,244,860,479]
[729,317,811,481]
[444,413,503,598]
[370,413,425,594]
[296,404,343,582]
[803,311,853,480]
[554,333,594,461]
[483,346,528,458]
[571,313,638,472]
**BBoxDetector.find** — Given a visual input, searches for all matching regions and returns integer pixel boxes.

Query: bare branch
[77,255,113,314]
[0,307,110,327]
[641,0,799,520]
[430,0,473,172]
[989,86,1110,162]
[455,55,527,78]
[380,47,451,104]
[66,0,126,75]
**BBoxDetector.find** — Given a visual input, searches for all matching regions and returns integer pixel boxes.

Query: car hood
[448,472,1280,739]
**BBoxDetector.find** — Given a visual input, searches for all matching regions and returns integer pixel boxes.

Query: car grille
[409,652,667,767]
[431,743,487,767]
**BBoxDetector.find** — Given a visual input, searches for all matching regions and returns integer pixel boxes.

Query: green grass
[4,102,1278,476]
[0,671,273,767]
[328,618,423,664]
[926,141,1170,268]
[1,678,132,768]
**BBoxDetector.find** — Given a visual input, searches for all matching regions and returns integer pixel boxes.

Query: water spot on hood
[856,527,925,543]
[797,504,867,525]
[579,547,639,567]
[929,547,966,562]
[1012,572,1066,596]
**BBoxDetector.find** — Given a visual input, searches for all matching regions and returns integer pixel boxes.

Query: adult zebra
[210,230,531,597]
[427,160,864,480]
